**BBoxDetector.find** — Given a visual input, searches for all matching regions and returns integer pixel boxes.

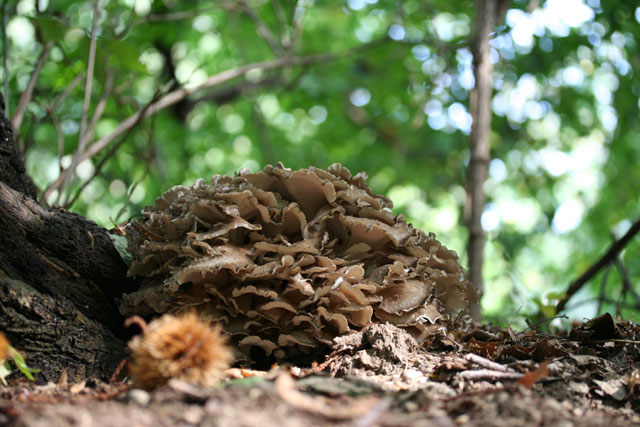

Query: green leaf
[110,234,132,266]
[545,292,566,301]
[29,16,66,42]
[10,347,39,381]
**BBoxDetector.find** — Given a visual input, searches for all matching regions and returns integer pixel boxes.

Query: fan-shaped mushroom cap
[122,163,476,362]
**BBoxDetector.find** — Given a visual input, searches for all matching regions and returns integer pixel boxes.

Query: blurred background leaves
[1,0,638,324]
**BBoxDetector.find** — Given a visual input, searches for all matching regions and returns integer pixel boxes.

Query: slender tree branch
[252,101,276,165]
[10,41,53,132]
[556,217,640,313]
[290,0,307,53]
[82,65,114,152]
[616,258,640,305]
[57,1,100,205]
[114,115,156,222]
[77,0,100,151]
[44,105,64,173]
[65,87,162,209]
[102,42,381,169]
[567,296,640,314]
[45,37,388,201]
[115,6,222,38]
[596,262,612,315]
[271,0,291,48]
[237,0,286,56]
[2,0,9,116]
[52,73,83,111]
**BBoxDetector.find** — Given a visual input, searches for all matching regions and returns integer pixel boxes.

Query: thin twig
[76,0,100,151]
[81,64,114,154]
[114,166,147,222]
[115,114,155,222]
[597,262,613,315]
[271,0,290,48]
[52,73,83,111]
[65,86,163,208]
[238,0,285,56]
[10,41,53,132]
[2,0,9,115]
[115,6,222,38]
[464,353,514,373]
[251,101,276,164]
[458,369,523,381]
[78,40,385,164]
[616,258,640,306]
[58,0,100,205]
[556,216,640,313]
[45,105,64,173]
[567,296,640,313]
[290,0,307,53]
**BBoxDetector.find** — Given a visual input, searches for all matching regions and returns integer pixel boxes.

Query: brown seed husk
[128,312,232,390]
[122,163,477,363]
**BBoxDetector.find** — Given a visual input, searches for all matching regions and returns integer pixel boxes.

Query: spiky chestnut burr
[127,312,233,390]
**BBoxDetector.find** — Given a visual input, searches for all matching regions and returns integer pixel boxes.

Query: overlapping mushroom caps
[122,163,477,363]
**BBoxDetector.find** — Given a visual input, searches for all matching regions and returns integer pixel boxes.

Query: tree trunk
[466,0,510,319]
[0,94,135,382]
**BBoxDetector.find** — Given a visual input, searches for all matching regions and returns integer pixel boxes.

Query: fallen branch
[556,216,640,313]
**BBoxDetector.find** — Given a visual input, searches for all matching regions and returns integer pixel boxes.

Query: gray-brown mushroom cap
[122,163,477,363]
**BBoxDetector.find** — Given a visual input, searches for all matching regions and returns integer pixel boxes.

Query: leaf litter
[1,313,639,426]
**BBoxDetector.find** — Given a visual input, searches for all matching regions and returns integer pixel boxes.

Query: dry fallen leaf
[517,362,549,389]
[274,371,380,420]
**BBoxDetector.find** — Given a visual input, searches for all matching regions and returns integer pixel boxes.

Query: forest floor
[2,314,640,427]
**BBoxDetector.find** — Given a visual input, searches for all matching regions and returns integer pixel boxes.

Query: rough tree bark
[466,0,510,319]
[0,94,135,382]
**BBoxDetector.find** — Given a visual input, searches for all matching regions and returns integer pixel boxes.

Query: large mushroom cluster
[121,163,476,362]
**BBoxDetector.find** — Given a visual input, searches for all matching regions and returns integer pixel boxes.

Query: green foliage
[0,347,40,385]
[2,0,639,322]
[110,234,132,266]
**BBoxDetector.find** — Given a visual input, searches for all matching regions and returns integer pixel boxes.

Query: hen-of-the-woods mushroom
[122,163,477,363]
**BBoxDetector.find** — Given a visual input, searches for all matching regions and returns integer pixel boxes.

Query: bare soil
[2,316,640,427]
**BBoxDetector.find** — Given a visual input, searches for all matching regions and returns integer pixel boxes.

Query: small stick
[459,369,523,381]
[464,353,513,372]
[109,358,129,384]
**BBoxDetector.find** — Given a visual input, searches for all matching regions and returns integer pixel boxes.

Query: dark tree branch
[556,217,640,313]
